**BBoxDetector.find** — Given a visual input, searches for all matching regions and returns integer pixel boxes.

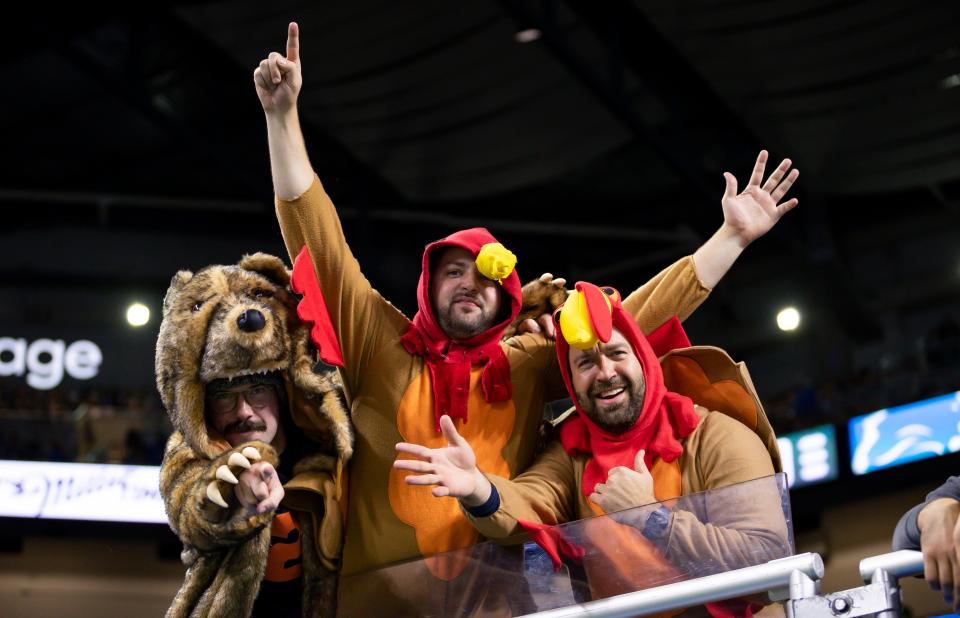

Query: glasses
[208,384,276,415]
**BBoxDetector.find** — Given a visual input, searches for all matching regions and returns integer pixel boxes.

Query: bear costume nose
[237,309,266,332]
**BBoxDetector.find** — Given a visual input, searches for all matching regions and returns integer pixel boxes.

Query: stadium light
[776,307,800,332]
[126,302,150,327]
[514,28,541,43]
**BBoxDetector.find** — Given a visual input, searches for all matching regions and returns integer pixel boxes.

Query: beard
[436,294,498,339]
[575,374,646,434]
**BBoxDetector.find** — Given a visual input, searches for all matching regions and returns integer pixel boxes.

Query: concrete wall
[0,535,182,618]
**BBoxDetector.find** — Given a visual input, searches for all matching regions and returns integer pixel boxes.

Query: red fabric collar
[291,247,344,368]
[554,286,700,499]
[399,228,521,431]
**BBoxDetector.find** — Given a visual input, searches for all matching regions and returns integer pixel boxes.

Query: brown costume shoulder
[274,177,410,395]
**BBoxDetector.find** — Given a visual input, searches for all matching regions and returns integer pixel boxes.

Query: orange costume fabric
[275,177,711,613]
[264,511,304,583]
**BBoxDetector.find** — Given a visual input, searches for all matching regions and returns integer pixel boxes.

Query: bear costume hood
[155,252,352,462]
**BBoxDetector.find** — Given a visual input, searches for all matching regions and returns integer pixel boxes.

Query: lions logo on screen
[850,391,960,475]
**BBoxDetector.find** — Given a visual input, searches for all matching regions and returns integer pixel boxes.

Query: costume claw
[228,452,251,469]
[216,465,239,484]
[539,273,553,283]
[553,278,566,287]
[206,481,229,508]
[241,446,261,461]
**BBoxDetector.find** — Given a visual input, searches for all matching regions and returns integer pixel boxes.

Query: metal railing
[859,549,925,583]
[784,549,924,618]
[517,553,824,618]
[518,550,926,618]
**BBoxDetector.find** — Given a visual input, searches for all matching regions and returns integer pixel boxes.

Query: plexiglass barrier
[339,474,793,617]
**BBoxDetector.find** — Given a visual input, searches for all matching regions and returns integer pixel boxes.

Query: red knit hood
[553,283,700,498]
[401,228,522,431]
[412,227,522,347]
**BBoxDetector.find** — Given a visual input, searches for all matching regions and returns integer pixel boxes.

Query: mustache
[589,377,628,397]
[223,418,268,435]
[452,293,483,307]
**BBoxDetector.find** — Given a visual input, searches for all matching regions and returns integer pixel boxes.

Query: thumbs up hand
[589,449,657,514]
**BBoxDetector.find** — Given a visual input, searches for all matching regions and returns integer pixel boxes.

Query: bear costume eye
[253,288,273,299]
[191,301,204,312]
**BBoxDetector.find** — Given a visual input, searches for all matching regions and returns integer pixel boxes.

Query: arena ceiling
[3,0,959,394]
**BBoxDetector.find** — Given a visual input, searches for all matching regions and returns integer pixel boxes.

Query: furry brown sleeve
[503,275,569,339]
[160,432,280,552]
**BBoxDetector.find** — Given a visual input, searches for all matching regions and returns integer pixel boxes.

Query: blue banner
[849,391,960,475]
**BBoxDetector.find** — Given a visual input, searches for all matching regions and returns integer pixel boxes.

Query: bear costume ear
[239,253,290,287]
[162,270,194,311]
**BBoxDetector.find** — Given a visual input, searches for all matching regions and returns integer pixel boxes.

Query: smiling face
[568,328,646,434]
[207,382,285,451]
[429,247,502,340]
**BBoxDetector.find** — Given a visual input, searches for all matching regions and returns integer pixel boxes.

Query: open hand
[394,415,491,505]
[721,150,799,248]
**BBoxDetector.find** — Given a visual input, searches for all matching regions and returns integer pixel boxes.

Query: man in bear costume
[255,22,799,615]
[156,253,353,617]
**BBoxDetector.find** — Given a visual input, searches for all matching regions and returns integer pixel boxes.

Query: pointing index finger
[286,22,300,63]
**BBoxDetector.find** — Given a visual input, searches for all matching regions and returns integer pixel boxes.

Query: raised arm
[256,23,408,389]
[692,150,799,289]
[254,21,313,200]
[620,150,798,336]
[621,255,711,335]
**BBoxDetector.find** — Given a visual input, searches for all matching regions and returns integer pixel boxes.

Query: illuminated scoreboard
[849,390,960,475]
[0,460,166,523]
[777,424,839,489]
